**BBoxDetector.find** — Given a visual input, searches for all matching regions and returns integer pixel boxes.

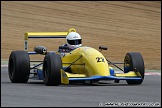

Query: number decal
[96,57,100,62]
[96,57,105,62]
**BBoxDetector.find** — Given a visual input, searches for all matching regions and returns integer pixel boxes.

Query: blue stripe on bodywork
[109,68,114,75]
[28,52,37,54]
[69,75,142,81]
[37,69,44,80]
[28,52,55,54]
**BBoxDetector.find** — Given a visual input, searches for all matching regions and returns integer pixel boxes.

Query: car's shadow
[2,79,141,87]
[60,82,138,87]
[26,80,140,87]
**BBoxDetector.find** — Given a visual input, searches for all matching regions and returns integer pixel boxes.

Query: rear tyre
[43,53,62,86]
[124,52,145,84]
[8,51,30,83]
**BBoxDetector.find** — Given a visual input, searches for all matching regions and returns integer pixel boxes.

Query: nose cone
[82,47,110,76]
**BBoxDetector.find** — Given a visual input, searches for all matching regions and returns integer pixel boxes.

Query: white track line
[1,65,161,75]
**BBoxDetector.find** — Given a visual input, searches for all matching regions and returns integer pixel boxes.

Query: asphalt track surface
[1,67,161,107]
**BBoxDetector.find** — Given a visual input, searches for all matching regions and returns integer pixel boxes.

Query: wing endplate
[61,69,69,84]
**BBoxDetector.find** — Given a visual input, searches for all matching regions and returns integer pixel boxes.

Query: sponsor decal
[73,35,79,38]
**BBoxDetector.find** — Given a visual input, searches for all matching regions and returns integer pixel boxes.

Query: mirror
[99,46,108,50]
[34,46,47,55]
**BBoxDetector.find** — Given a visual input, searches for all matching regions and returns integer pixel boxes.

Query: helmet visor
[67,39,82,45]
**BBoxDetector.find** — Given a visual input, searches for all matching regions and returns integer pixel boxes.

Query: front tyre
[124,52,145,84]
[43,53,62,86]
[8,51,30,83]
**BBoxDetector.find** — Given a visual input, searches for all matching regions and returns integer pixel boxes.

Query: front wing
[61,69,142,84]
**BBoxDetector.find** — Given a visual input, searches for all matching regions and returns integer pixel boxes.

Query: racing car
[8,28,145,86]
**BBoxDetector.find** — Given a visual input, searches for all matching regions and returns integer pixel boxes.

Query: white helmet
[66,32,82,49]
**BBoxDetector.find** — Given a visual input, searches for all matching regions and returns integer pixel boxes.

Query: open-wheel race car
[8,28,145,86]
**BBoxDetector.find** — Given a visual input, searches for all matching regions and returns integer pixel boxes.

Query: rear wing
[24,28,76,51]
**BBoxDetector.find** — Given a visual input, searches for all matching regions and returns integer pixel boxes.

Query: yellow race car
[8,28,145,86]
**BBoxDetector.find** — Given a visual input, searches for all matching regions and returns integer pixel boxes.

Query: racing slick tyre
[124,52,145,85]
[43,53,62,86]
[8,51,30,83]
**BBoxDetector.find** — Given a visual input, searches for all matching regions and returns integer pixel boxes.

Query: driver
[58,32,82,52]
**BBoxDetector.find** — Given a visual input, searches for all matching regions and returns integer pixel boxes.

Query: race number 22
[96,57,105,62]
